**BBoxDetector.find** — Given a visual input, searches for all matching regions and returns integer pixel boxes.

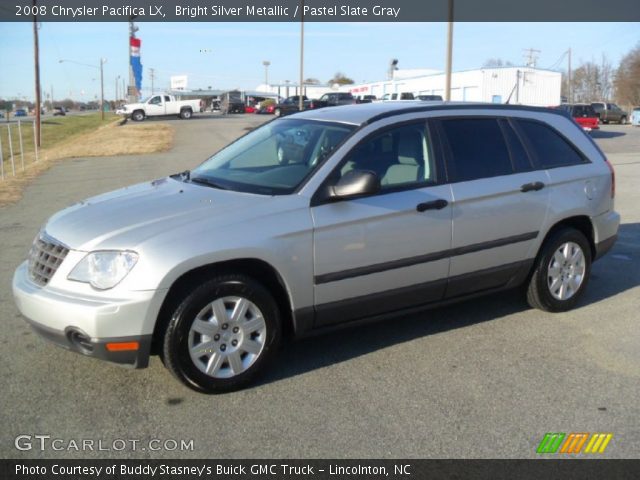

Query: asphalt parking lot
[0,116,638,459]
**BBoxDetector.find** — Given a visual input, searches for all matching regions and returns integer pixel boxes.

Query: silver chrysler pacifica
[13,102,620,392]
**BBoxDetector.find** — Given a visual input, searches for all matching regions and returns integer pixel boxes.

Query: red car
[558,104,599,132]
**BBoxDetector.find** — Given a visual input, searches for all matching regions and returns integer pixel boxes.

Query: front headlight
[68,251,138,290]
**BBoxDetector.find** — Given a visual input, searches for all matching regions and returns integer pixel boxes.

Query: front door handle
[417,199,449,212]
[521,181,545,192]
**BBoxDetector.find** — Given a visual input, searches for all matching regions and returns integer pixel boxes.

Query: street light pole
[59,58,106,119]
[444,0,454,101]
[262,60,271,86]
[299,0,305,111]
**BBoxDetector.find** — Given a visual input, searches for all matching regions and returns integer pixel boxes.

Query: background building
[346,67,562,106]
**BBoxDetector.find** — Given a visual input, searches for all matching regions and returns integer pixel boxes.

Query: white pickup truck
[120,94,203,121]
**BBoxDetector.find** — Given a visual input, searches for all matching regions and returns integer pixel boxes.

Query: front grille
[28,234,69,287]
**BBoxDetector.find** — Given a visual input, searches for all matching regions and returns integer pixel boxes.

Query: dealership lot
[0,116,638,458]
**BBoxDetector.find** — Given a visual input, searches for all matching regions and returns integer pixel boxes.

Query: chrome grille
[28,234,69,286]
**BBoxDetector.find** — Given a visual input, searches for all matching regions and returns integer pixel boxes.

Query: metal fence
[0,120,40,181]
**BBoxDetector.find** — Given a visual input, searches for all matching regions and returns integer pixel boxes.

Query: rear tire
[526,228,592,312]
[180,108,193,120]
[274,108,282,117]
[162,274,281,393]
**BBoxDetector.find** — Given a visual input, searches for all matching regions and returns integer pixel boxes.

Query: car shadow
[591,130,626,139]
[262,222,640,386]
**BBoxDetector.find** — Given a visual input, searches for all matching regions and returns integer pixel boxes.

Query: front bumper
[12,262,156,368]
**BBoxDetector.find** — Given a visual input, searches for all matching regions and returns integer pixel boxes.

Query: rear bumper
[594,234,617,261]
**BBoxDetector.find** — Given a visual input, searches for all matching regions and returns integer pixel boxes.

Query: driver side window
[339,123,436,189]
[149,96,162,105]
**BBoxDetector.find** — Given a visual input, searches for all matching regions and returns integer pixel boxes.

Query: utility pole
[33,0,41,147]
[50,85,54,109]
[298,0,305,111]
[523,48,541,68]
[567,48,572,103]
[115,75,119,102]
[150,68,155,94]
[99,58,105,120]
[444,0,454,101]
[262,60,270,86]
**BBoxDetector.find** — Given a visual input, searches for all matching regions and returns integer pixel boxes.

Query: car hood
[45,177,276,251]
[122,102,144,110]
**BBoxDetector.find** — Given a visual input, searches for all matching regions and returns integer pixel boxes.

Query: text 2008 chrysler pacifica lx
[13,102,619,392]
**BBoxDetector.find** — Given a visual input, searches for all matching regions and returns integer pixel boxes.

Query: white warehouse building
[347,67,562,106]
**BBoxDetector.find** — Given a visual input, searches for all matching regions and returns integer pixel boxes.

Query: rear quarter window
[516,119,587,169]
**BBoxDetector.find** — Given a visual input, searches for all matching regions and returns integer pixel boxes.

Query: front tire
[526,228,592,312]
[131,110,145,122]
[274,108,282,117]
[162,274,282,393]
[619,116,627,125]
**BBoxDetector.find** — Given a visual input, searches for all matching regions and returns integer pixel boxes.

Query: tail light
[605,159,615,198]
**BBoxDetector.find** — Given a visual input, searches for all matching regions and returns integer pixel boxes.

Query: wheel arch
[539,215,596,260]
[152,258,294,354]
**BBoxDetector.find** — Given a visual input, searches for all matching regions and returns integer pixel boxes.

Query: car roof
[291,101,568,126]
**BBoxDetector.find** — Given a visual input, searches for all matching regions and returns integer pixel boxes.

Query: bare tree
[569,55,614,103]
[614,42,640,106]
[482,58,514,68]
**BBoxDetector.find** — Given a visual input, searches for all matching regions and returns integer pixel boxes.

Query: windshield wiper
[170,170,190,181]
[190,176,228,190]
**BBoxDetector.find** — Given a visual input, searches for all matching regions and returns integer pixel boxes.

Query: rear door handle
[416,199,449,212]
[521,181,545,192]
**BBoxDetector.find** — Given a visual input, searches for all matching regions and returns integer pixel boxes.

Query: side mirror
[330,170,380,200]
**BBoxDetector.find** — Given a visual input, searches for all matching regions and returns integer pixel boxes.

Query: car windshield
[190,119,355,195]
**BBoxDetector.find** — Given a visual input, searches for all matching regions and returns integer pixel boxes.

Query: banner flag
[130,37,142,93]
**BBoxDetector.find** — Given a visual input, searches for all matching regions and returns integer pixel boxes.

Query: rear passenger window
[440,118,513,182]
[517,120,586,168]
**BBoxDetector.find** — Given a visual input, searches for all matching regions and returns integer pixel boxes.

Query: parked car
[591,102,628,124]
[219,91,245,114]
[312,92,356,108]
[120,94,203,121]
[53,107,66,116]
[13,103,619,393]
[255,101,276,115]
[631,107,640,127]
[273,96,312,117]
[417,95,444,101]
[355,95,377,104]
[382,92,416,101]
[558,104,599,132]
[14,109,27,117]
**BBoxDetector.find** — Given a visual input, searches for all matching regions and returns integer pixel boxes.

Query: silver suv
[13,103,620,393]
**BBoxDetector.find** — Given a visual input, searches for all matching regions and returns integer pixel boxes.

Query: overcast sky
[1,22,638,101]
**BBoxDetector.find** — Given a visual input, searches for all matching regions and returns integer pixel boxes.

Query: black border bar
[2,0,640,22]
[3,459,640,479]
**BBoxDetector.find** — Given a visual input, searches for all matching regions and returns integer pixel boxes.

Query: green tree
[327,72,354,86]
